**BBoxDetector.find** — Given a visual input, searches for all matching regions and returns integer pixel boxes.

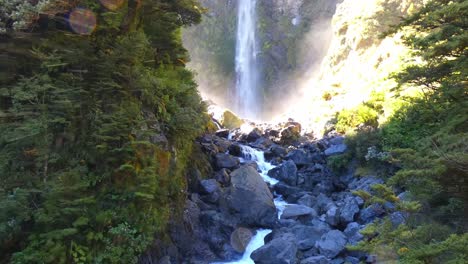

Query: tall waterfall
[235,0,260,119]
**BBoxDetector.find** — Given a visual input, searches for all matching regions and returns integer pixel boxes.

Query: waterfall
[235,0,260,119]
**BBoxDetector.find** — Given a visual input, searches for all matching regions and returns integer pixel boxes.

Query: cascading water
[216,145,290,264]
[235,0,260,119]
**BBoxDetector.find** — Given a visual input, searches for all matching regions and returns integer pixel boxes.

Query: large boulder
[221,110,244,129]
[285,149,322,166]
[251,233,298,264]
[280,122,301,144]
[230,227,253,253]
[215,153,240,170]
[268,160,298,186]
[222,166,277,227]
[316,230,347,259]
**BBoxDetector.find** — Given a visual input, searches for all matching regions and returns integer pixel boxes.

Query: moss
[221,110,244,129]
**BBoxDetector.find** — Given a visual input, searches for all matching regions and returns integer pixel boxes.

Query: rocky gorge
[141,111,408,264]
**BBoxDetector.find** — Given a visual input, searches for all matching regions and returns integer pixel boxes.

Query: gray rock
[329,136,345,145]
[300,256,330,264]
[324,144,347,156]
[297,194,316,208]
[251,233,297,264]
[246,128,263,142]
[291,223,330,250]
[228,144,243,157]
[339,196,360,224]
[325,206,339,226]
[281,205,317,220]
[348,176,383,192]
[268,160,298,185]
[215,153,240,169]
[344,222,363,245]
[389,211,407,227]
[285,149,316,165]
[359,203,385,223]
[345,256,360,264]
[316,230,347,259]
[158,256,171,264]
[271,144,288,157]
[223,166,277,227]
[199,179,220,195]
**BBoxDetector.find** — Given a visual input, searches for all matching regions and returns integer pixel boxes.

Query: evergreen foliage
[338,0,467,262]
[0,0,207,263]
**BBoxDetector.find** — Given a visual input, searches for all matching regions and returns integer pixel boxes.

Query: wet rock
[223,166,277,227]
[228,143,243,157]
[230,227,253,253]
[215,153,240,169]
[324,144,347,156]
[215,129,230,138]
[268,160,298,186]
[281,205,317,220]
[316,230,347,259]
[274,182,304,199]
[300,256,330,264]
[251,233,298,264]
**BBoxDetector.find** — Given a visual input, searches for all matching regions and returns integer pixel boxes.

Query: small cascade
[217,145,291,263]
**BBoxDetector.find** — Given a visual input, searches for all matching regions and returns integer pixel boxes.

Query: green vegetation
[335,0,467,262]
[0,0,208,263]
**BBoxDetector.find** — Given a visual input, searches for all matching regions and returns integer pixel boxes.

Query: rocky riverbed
[141,116,406,264]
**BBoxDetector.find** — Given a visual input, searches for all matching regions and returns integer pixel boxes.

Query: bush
[336,104,379,133]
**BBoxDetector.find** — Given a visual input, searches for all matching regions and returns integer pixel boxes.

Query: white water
[235,0,260,119]
[214,145,291,264]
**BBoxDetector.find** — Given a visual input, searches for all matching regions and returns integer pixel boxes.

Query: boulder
[215,153,240,169]
[339,196,360,224]
[221,110,244,129]
[280,123,301,144]
[223,166,277,227]
[281,205,317,220]
[316,230,347,259]
[344,222,363,245]
[230,227,253,253]
[246,128,263,142]
[251,233,297,264]
[300,256,330,264]
[199,179,220,195]
[324,144,347,156]
[268,160,298,186]
[297,194,316,208]
[359,203,385,223]
[285,149,318,166]
[325,205,339,226]
[228,143,243,157]
[291,223,330,250]
[270,144,288,157]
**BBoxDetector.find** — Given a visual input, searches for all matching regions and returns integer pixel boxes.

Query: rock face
[251,233,298,264]
[223,166,277,227]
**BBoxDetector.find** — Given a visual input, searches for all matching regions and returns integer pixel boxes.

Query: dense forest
[0,0,208,263]
[0,0,467,263]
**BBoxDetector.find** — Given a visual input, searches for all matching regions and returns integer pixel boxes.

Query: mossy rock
[221,110,244,129]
